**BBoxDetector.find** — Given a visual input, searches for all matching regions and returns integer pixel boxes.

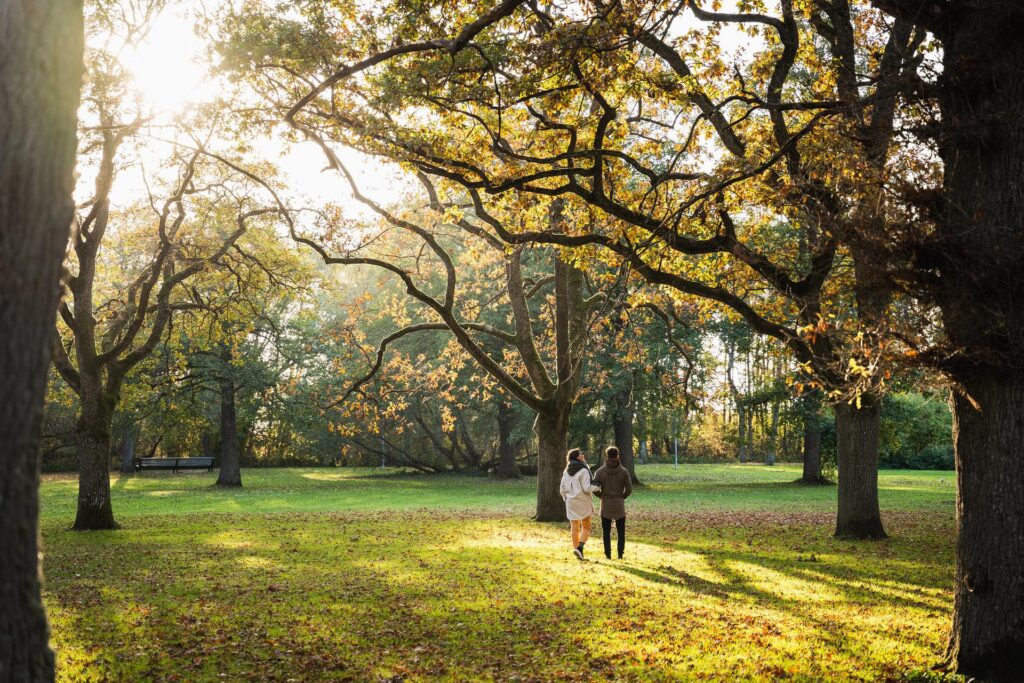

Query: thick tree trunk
[216,357,242,488]
[118,426,136,474]
[945,374,1024,678]
[0,1,82,675]
[612,384,640,484]
[73,405,117,531]
[534,409,570,522]
[833,397,885,539]
[494,402,521,479]
[800,396,825,484]
[931,5,1024,676]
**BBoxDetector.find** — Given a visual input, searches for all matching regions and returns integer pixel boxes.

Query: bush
[817,393,954,472]
[905,444,955,470]
[879,393,954,470]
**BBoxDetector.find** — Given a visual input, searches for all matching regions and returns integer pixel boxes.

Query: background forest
[43,244,954,475]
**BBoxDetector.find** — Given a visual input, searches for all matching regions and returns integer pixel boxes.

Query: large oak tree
[869,0,1024,676]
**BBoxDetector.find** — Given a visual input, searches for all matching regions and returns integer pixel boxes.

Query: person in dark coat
[593,446,632,559]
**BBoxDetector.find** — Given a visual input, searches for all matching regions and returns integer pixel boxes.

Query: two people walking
[558,446,632,561]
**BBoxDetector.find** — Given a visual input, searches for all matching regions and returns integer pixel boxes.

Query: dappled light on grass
[41,466,960,681]
[723,560,842,603]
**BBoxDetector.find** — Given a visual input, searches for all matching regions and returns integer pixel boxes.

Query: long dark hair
[566,448,582,465]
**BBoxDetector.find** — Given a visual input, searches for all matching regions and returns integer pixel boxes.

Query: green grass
[40,465,961,682]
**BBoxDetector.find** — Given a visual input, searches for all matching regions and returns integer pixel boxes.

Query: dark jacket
[594,461,632,520]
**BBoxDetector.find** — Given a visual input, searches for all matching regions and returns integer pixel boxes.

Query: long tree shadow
[599,530,952,657]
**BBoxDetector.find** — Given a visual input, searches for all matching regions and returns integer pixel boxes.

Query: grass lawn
[40,464,960,682]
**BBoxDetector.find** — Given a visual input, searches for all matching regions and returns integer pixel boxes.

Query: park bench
[134,457,214,473]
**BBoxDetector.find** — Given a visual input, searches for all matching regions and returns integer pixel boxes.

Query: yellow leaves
[440,406,456,433]
[442,205,464,224]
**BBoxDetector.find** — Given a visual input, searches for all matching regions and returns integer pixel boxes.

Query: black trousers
[601,516,626,557]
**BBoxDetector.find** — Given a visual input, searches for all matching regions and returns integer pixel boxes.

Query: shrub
[879,393,954,470]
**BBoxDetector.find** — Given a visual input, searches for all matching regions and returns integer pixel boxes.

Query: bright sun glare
[120,9,213,116]
[103,4,409,212]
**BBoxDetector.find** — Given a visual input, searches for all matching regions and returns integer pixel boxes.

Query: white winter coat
[559,465,601,521]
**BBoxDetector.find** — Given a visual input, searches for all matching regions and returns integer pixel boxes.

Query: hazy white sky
[91,3,405,219]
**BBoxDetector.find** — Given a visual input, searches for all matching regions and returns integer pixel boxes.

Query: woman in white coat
[559,448,602,560]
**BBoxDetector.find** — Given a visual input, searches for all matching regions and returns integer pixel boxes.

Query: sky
[90,3,405,218]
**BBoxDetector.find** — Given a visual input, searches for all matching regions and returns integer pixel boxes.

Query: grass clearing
[41,465,960,682]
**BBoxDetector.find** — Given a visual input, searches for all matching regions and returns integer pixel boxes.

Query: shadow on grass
[42,509,954,682]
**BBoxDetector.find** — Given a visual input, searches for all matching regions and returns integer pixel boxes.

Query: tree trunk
[612,382,640,484]
[727,342,747,463]
[118,426,136,474]
[0,0,82,674]
[747,406,756,461]
[801,395,825,484]
[832,397,885,539]
[216,353,242,487]
[534,409,570,522]
[494,402,521,479]
[766,398,779,466]
[945,374,1024,679]
[636,408,648,464]
[929,4,1024,676]
[737,408,748,462]
[73,403,117,530]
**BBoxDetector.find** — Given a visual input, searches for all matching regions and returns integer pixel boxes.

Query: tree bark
[945,374,1024,679]
[832,397,886,539]
[726,341,747,463]
[216,347,242,487]
[0,1,83,678]
[932,6,1024,673]
[118,425,136,474]
[737,408,748,462]
[494,402,521,479]
[72,399,117,530]
[800,394,826,484]
[612,380,640,484]
[534,409,570,522]
[746,409,755,463]
[72,367,119,530]
[766,397,779,466]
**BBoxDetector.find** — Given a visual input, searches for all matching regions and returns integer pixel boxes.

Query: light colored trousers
[570,517,592,546]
